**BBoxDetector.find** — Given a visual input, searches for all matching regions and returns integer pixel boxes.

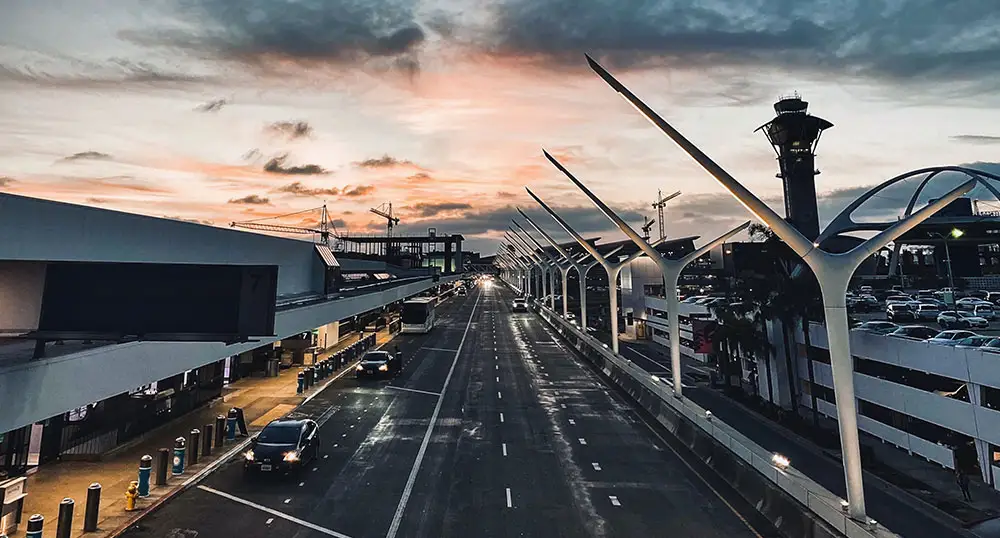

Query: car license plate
[260,464,272,472]
[367,369,375,374]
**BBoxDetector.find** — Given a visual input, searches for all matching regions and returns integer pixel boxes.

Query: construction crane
[369,202,399,237]
[230,205,341,249]
[369,202,400,257]
[652,190,681,241]
[641,216,656,240]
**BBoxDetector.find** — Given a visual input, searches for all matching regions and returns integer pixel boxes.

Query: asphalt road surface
[121,284,768,538]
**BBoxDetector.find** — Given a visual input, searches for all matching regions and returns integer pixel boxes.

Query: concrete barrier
[532,302,899,538]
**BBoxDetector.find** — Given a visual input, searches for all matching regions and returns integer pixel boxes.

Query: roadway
[616,341,986,538]
[121,284,769,538]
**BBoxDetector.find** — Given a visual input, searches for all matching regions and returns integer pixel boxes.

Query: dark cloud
[273,181,340,197]
[267,121,314,140]
[145,0,426,71]
[86,197,108,204]
[329,218,348,228]
[952,135,1000,145]
[228,194,271,205]
[0,177,14,188]
[263,154,329,175]
[195,98,228,112]
[407,172,432,182]
[341,185,376,197]
[497,191,517,199]
[61,151,113,162]
[409,202,472,218]
[355,154,414,169]
[472,1,1000,94]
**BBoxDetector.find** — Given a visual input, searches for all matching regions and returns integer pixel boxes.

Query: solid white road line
[385,289,483,538]
[502,443,507,456]
[499,413,504,423]
[609,495,621,507]
[506,488,513,508]
[385,386,441,397]
[198,486,354,538]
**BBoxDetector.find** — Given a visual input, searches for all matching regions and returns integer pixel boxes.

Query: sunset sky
[2,0,1000,254]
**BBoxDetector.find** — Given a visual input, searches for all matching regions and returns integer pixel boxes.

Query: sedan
[938,310,990,329]
[855,321,898,335]
[887,325,940,340]
[245,418,320,474]
[355,351,401,378]
[926,330,979,346]
[955,336,994,349]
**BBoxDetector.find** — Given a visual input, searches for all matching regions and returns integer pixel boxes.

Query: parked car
[887,303,916,322]
[973,304,995,320]
[887,325,939,340]
[855,321,898,335]
[981,338,1000,354]
[926,330,979,346]
[915,304,941,321]
[955,335,994,349]
[938,310,990,329]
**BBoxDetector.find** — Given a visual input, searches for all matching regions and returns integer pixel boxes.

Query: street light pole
[586,54,977,521]
[518,208,600,319]
[507,226,554,302]
[541,154,749,398]
[512,220,565,311]
[930,229,964,303]
[526,189,664,354]
[504,231,547,298]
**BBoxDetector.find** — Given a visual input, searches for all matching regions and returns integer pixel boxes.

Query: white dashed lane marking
[499,413,504,423]
[578,438,587,445]
[502,443,508,456]
[609,496,621,507]
[506,488,513,508]
[592,462,602,471]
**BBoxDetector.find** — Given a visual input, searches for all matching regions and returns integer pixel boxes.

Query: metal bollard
[25,514,43,538]
[156,448,169,485]
[84,483,101,532]
[307,367,315,388]
[226,408,238,441]
[214,415,226,447]
[137,455,152,497]
[56,498,73,538]
[296,371,305,394]
[203,424,214,457]
[172,437,186,475]
[189,429,201,466]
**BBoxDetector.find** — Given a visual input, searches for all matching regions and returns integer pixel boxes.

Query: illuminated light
[244,450,255,461]
[771,453,790,470]
[651,375,660,382]
[705,411,713,421]
[378,364,389,372]
[951,228,965,239]
[356,365,364,371]
[840,500,850,512]
[283,451,300,462]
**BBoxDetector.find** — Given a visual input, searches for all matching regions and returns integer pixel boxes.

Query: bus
[401,297,436,334]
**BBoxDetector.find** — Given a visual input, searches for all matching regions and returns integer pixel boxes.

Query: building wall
[0,275,459,433]
[0,193,322,297]
[0,262,45,335]
[621,257,661,337]
[797,322,1000,486]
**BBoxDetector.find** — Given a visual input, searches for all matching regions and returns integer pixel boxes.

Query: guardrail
[531,300,900,538]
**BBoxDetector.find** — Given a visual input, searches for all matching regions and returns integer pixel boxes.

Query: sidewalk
[14,326,398,538]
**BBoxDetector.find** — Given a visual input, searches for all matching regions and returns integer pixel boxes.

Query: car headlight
[378,364,389,372]
[245,450,255,461]
[283,451,300,462]
[356,364,364,371]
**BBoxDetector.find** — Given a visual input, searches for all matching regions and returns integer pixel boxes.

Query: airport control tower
[756,93,833,241]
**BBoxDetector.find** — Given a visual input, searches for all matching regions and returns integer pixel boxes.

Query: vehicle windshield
[402,302,430,324]
[258,424,301,444]
[363,352,390,363]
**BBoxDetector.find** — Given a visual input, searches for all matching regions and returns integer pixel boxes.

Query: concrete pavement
[117,284,767,537]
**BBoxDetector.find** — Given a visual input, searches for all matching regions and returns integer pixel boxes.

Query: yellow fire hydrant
[125,481,139,511]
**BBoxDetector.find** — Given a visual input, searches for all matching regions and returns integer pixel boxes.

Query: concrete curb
[105,334,394,538]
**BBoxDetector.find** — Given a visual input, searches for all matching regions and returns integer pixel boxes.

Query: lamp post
[525,189,666,354]
[586,54,977,520]
[517,208,604,320]
[503,250,532,295]
[541,153,749,398]
[930,228,964,304]
[504,232,547,298]
[511,221,563,311]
